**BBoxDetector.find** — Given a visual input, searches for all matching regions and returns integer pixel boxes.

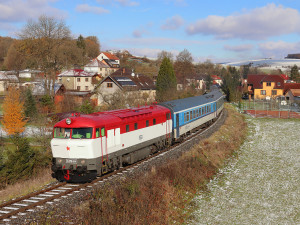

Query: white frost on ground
[190,118,300,224]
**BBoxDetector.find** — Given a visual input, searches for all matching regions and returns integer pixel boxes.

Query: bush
[0,135,46,188]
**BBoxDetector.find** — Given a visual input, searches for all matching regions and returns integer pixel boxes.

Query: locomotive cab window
[126,125,130,132]
[96,128,100,138]
[134,123,138,130]
[146,120,149,127]
[72,128,93,139]
[153,119,156,125]
[54,127,71,139]
[101,127,105,136]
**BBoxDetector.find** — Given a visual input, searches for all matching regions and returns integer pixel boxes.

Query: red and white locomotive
[51,105,172,182]
[51,89,224,182]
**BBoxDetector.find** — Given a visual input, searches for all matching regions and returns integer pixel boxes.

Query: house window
[261,90,266,95]
[85,86,88,90]
[100,68,102,71]
[126,125,129,132]
[272,90,277,95]
[266,82,271,86]
[85,78,89,82]
[77,78,80,82]
[277,82,281,86]
[77,86,80,91]
[134,123,138,130]
[107,83,113,88]
[146,120,149,127]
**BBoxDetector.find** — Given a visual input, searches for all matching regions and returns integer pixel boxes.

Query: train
[50,89,224,182]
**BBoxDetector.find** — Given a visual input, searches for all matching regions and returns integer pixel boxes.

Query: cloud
[116,0,139,7]
[76,4,110,14]
[97,0,139,7]
[0,0,66,23]
[224,44,254,52]
[113,37,204,46]
[258,41,300,58]
[132,23,152,38]
[161,15,184,30]
[186,3,300,40]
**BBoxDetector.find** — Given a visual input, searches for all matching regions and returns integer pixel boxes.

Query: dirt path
[190,118,300,224]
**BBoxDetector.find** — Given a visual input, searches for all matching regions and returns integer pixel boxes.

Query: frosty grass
[190,117,300,225]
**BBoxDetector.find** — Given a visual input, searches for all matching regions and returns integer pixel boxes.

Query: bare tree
[18,15,71,95]
[157,50,174,65]
[174,49,194,87]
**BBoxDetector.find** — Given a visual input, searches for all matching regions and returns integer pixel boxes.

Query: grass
[0,168,55,204]
[32,104,248,224]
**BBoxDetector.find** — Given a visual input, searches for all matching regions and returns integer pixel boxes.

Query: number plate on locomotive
[66,159,77,164]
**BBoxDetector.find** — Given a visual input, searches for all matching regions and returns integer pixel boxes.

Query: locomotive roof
[159,90,223,113]
[53,105,169,128]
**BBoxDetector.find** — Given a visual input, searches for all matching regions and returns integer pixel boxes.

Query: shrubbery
[0,135,50,188]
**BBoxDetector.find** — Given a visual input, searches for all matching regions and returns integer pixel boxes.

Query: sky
[1,0,300,63]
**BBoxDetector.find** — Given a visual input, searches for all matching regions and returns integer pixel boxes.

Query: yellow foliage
[2,87,27,135]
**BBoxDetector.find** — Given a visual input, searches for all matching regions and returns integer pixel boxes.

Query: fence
[240,99,300,119]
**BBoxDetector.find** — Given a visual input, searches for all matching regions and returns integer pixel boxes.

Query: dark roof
[283,83,300,94]
[109,68,155,90]
[159,90,223,113]
[247,74,284,89]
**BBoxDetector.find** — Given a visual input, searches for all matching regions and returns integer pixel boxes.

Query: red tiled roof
[283,83,300,94]
[247,74,284,89]
[211,75,221,80]
[280,74,289,80]
[102,52,119,61]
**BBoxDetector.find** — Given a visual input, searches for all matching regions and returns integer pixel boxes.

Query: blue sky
[1,0,300,63]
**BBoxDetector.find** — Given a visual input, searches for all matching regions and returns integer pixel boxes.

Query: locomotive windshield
[54,127,93,139]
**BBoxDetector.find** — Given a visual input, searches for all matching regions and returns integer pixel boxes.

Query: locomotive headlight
[81,160,86,165]
[66,118,72,125]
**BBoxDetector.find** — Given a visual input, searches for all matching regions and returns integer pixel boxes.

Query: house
[84,59,110,77]
[211,75,222,86]
[186,75,206,90]
[285,89,300,104]
[283,83,300,104]
[19,69,42,79]
[57,69,100,92]
[95,67,156,105]
[96,52,120,68]
[0,71,19,92]
[247,74,285,99]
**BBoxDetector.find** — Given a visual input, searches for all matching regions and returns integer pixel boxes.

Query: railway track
[0,110,226,224]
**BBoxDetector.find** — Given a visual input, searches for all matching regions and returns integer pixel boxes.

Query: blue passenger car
[159,90,224,140]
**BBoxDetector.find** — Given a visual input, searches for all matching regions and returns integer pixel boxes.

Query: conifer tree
[156,57,177,102]
[24,88,37,120]
[2,87,27,135]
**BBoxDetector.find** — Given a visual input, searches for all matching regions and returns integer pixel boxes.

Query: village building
[0,71,19,92]
[247,74,285,100]
[94,67,156,106]
[57,69,100,92]
[283,83,300,104]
